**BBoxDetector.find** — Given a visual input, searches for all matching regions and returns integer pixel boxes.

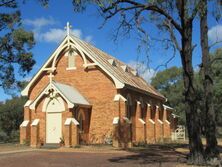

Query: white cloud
[208,25,222,43]
[24,17,93,43]
[39,28,93,43]
[128,61,156,83]
[23,17,57,29]
[40,28,66,42]
[85,35,93,43]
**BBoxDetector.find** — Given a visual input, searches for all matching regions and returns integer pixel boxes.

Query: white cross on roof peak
[65,22,72,36]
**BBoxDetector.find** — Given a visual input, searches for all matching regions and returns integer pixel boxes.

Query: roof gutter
[123,84,166,102]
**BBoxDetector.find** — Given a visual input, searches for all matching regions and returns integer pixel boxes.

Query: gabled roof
[29,81,90,110]
[53,81,90,106]
[22,33,165,100]
[70,35,165,100]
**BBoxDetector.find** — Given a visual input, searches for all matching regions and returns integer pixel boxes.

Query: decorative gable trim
[68,37,124,89]
[29,83,74,110]
[21,36,124,96]
[24,100,32,107]
[21,36,70,96]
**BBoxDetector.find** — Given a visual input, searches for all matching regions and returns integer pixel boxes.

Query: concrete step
[41,143,60,149]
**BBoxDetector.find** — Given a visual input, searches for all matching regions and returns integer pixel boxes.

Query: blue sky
[0,1,221,101]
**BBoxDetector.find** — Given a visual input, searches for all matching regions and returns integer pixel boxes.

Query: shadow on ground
[108,143,188,165]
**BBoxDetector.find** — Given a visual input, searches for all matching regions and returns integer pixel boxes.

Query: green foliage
[211,48,222,127]
[0,130,9,142]
[0,96,26,142]
[151,66,186,124]
[151,49,222,127]
[0,0,35,93]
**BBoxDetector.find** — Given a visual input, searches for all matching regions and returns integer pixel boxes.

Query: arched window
[151,105,155,120]
[140,97,145,120]
[78,111,85,132]
[159,105,163,120]
[67,48,77,70]
[126,94,132,120]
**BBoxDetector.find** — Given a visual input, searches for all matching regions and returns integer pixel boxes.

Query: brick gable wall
[20,51,175,147]
[28,53,118,144]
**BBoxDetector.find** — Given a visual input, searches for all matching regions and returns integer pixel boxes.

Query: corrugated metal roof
[71,35,165,99]
[53,81,90,106]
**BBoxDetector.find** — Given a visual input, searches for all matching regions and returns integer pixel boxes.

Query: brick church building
[20,23,177,148]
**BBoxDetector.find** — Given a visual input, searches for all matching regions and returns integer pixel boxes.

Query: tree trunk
[180,19,204,165]
[200,0,219,160]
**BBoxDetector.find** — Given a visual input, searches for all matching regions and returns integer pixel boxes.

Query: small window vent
[121,65,128,72]
[131,70,138,76]
[108,59,117,66]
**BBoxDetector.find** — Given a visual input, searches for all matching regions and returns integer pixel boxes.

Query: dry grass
[0,143,30,152]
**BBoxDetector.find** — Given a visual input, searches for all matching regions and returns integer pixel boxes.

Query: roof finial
[65,22,72,36]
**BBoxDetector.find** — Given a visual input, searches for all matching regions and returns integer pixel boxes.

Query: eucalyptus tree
[0,0,40,93]
[199,0,220,160]
[69,0,222,164]
[71,0,205,164]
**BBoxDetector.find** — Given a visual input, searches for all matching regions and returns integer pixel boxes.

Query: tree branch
[210,57,222,65]
[0,0,16,8]
[99,0,182,34]
[154,45,177,71]
[190,0,202,20]
[209,40,222,49]
[163,19,182,51]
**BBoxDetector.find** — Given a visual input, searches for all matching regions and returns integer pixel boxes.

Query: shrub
[0,131,9,143]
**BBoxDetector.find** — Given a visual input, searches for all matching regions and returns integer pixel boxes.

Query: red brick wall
[155,106,164,142]
[146,105,156,143]
[163,109,171,140]
[23,50,176,146]
[134,102,145,144]
[28,53,117,144]
[119,89,166,145]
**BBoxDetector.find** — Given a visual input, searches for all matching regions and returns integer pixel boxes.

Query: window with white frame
[67,49,77,70]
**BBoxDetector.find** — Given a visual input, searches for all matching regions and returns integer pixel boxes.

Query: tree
[151,67,186,124]
[152,49,222,130]
[0,96,27,141]
[71,0,205,164]
[212,49,222,128]
[199,0,219,160]
[0,0,36,93]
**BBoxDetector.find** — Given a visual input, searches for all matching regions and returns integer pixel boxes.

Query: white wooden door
[46,112,62,143]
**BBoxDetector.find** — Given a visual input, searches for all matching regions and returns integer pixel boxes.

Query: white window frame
[66,50,78,70]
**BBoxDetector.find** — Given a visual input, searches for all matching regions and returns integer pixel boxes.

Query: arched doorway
[44,96,65,143]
